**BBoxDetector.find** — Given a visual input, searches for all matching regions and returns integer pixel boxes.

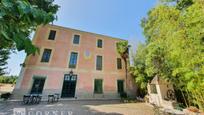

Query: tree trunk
[186,89,191,106]
[124,60,128,92]
[180,89,189,107]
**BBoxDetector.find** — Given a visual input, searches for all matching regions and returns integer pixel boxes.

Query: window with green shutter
[117,80,124,93]
[73,35,80,44]
[94,79,103,94]
[30,77,46,94]
[117,58,122,69]
[96,55,102,70]
[97,39,103,48]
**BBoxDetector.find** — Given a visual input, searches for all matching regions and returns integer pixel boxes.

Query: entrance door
[61,74,77,98]
[30,78,46,94]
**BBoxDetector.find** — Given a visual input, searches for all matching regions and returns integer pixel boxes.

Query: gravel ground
[0,100,154,115]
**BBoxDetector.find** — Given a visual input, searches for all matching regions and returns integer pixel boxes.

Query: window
[73,35,80,44]
[117,58,122,69]
[94,79,103,94]
[41,49,52,62]
[69,52,78,68]
[30,77,46,94]
[117,80,124,93]
[97,39,103,48]
[150,84,157,94]
[96,55,102,70]
[48,30,56,40]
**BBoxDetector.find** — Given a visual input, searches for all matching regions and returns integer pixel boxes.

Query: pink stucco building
[13,24,136,99]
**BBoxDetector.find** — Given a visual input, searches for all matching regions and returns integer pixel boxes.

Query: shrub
[1,93,11,100]
[0,76,17,84]
[120,92,128,99]
[173,103,185,111]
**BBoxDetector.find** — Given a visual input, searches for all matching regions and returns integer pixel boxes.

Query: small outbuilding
[147,75,176,109]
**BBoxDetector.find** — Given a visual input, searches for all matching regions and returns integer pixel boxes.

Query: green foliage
[0,75,17,84]
[0,0,59,55]
[116,41,130,65]
[134,0,204,110]
[0,0,59,76]
[130,43,151,92]
[160,0,193,10]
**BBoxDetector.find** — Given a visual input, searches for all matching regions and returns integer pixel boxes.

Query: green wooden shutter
[117,58,122,69]
[30,78,46,94]
[94,79,103,94]
[97,39,103,48]
[96,56,102,70]
[73,35,80,44]
[117,80,124,93]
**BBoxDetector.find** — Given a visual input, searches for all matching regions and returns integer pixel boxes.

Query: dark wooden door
[61,74,77,98]
[30,78,45,94]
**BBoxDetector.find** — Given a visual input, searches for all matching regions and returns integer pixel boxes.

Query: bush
[120,92,128,99]
[1,93,11,100]
[173,103,185,111]
[0,76,17,84]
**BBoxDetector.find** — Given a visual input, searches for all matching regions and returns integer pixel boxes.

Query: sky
[6,0,158,76]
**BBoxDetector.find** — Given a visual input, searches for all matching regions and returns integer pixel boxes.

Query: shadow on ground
[0,100,153,115]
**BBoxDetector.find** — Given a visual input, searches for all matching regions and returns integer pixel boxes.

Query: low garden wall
[0,83,14,94]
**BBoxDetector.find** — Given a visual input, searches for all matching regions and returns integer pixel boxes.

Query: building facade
[13,24,136,99]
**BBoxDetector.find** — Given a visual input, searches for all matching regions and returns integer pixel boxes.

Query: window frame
[97,39,103,48]
[69,52,78,69]
[117,58,122,69]
[48,30,56,40]
[117,80,124,93]
[40,49,52,63]
[96,55,103,71]
[73,34,80,45]
[94,79,103,94]
[30,75,47,95]
[30,77,46,94]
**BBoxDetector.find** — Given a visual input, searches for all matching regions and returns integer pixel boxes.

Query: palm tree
[116,41,130,91]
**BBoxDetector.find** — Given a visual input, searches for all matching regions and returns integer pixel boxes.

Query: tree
[0,48,10,75]
[0,0,59,75]
[0,0,59,55]
[136,0,204,110]
[129,43,151,97]
[116,41,130,91]
[160,0,193,10]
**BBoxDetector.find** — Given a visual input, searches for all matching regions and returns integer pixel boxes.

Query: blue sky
[7,0,158,75]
